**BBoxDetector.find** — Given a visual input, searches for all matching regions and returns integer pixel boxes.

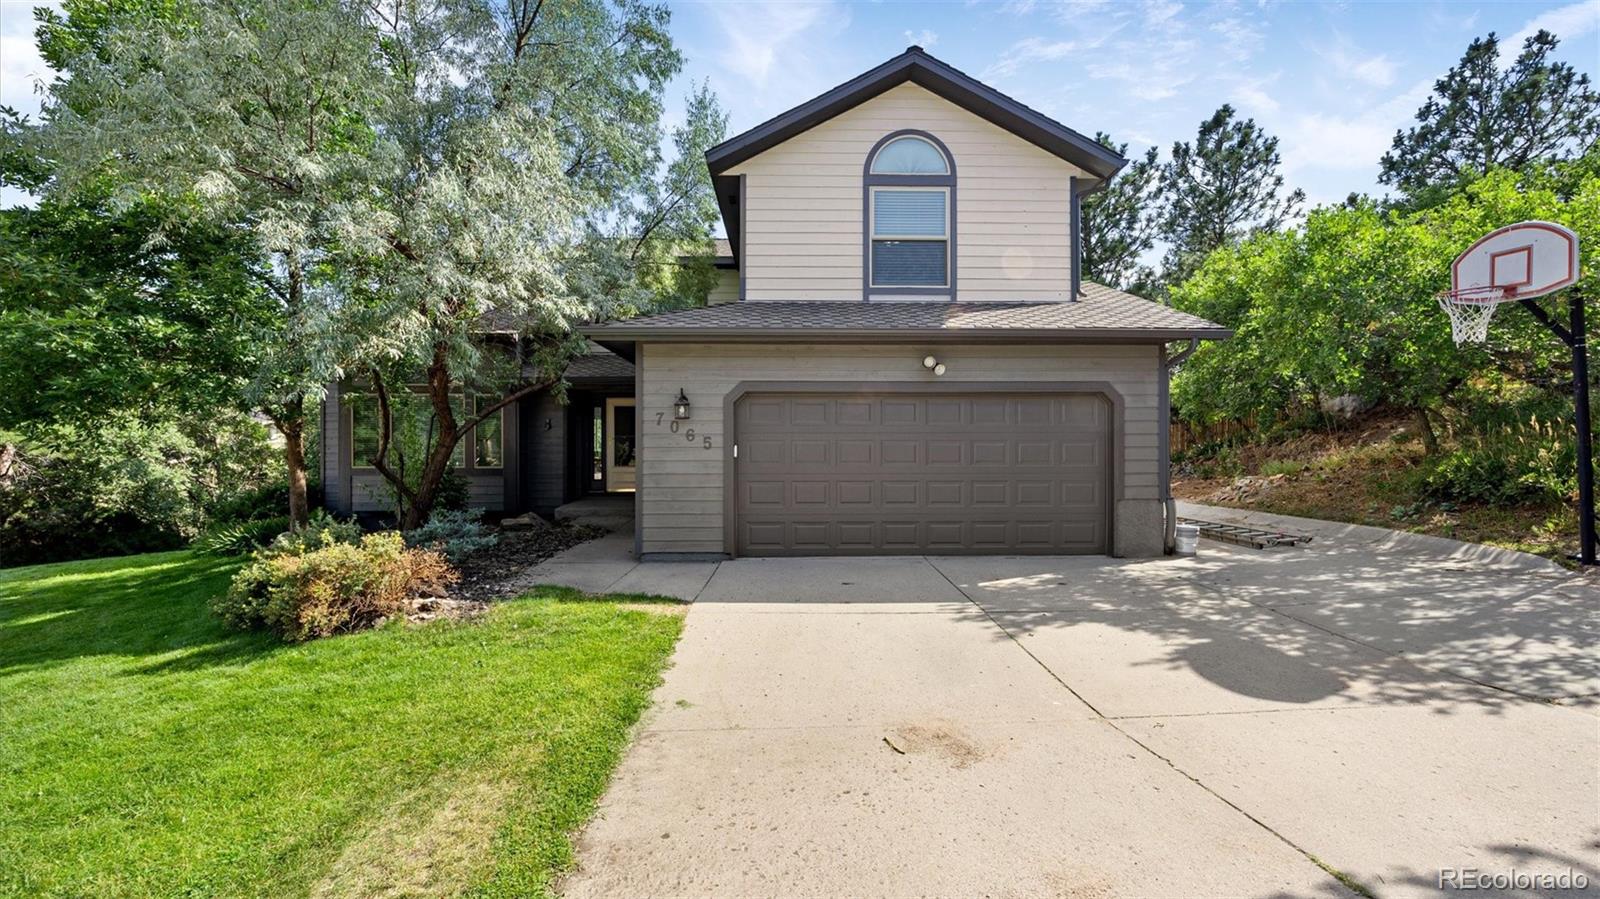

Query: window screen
[871,189,948,287]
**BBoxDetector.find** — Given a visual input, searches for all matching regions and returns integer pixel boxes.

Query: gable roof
[583,282,1229,359]
[705,46,1127,182]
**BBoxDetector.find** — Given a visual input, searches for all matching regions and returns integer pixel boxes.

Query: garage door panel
[972,441,1008,464]
[881,440,919,464]
[927,399,964,424]
[882,399,921,425]
[838,481,874,504]
[1017,441,1053,465]
[734,393,1110,556]
[793,481,829,505]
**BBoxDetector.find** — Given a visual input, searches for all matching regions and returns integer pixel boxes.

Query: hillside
[1171,411,1584,567]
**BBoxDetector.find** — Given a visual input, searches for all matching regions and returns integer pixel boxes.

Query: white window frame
[868,186,951,289]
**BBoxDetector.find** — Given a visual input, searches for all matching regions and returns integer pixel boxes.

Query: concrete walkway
[541,512,1598,898]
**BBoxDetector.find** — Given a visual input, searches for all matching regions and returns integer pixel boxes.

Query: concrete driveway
[552,507,1599,898]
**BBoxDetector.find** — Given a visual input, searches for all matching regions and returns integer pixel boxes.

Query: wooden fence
[1169,414,1259,455]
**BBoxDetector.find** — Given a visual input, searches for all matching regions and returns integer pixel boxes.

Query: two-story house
[323,46,1228,559]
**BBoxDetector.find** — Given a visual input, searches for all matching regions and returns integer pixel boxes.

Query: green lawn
[0,551,684,898]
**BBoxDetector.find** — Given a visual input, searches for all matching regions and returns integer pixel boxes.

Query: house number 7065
[655,411,713,449]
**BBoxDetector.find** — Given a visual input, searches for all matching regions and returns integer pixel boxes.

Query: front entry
[734,392,1111,556]
[605,397,637,492]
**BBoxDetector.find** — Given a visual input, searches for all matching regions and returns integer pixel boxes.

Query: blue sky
[660,0,1600,207]
[3,0,1597,209]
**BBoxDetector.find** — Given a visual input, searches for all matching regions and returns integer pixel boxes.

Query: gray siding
[521,389,568,514]
[321,385,345,514]
[638,343,1161,556]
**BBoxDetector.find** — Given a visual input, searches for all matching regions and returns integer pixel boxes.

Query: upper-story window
[864,132,955,297]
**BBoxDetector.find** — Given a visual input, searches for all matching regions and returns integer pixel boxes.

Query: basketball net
[1437,285,1514,345]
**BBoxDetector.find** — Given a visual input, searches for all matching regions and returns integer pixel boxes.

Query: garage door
[734,392,1110,556]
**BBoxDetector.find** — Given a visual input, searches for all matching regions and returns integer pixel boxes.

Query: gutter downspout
[1069,177,1109,301]
[1162,337,1199,553]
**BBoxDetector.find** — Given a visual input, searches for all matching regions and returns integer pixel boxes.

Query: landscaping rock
[500,512,551,531]
[452,523,605,600]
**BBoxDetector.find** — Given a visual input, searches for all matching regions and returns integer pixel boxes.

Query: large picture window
[348,393,466,470]
[863,131,955,297]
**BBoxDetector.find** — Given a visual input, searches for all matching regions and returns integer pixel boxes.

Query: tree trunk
[1414,406,1439,455]
[280,405,312,529]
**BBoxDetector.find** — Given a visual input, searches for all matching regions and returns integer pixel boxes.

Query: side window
[471,397,504,469]
[865,133,955,297]
[348,392,464,469]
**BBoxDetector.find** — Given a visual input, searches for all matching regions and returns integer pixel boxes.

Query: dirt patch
[403,596,488,624]
[1172,411,1580,567]
[453,523,605,600]
[883,721,989,769]
[312,776,511,899]
[620,602,690,617]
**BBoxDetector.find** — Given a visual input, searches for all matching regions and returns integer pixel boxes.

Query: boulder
[500,512,551,531]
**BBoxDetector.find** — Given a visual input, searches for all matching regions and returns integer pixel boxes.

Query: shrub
[193,516,291,556]
[207,481,290,526]
[405,509,498,562]
[258,509,364,558]
[217,532,457,641]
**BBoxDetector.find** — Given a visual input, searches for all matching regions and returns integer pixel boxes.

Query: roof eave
[704,48,1126,182]
[580,325,1232,344]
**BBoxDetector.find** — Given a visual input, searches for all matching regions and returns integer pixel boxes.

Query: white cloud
[0,3,56,120]
[982,36,1083,79]
[1321,45,1397,88]
[1231,78,1280,115]
[1142,0,1184,29]
[1275,77,1432,202]
[903,29,938,49]
[1506,0,1600,60]
[706,0,836,88]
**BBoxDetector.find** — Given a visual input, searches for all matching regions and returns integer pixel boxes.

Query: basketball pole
[1519,290,1597,566]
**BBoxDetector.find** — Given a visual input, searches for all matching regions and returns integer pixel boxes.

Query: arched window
[864,131,956,297]
[869,136,950,175]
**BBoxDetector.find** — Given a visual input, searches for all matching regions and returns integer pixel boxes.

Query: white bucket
[1174,523,1200,556]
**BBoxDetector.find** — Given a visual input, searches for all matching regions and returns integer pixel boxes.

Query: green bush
[207,481,291,526]
[256,509,364,557]
[0,413,284,567]
[405,509,498,562]
[193,516,291,556]
[216,532,457,641]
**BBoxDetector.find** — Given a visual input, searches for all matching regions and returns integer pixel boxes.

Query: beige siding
[638,342,1160,554]
[707,269,739,305]
[727,83,1088,302]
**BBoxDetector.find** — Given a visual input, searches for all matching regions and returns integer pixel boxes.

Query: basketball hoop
[1439,219,1596,567]
[1441,221,1580,346]
[1437,284,1514,345]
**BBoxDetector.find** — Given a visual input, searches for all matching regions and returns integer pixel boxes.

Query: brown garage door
[734,392,1110,556]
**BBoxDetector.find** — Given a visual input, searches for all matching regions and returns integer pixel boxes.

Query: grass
[0,551,685,898]
[1174,413,1582,567]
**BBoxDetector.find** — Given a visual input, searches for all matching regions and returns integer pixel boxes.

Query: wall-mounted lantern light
[674,388,692,421]
[922,355,947,377]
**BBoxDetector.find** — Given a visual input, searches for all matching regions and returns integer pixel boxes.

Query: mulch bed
[452,522,606,600]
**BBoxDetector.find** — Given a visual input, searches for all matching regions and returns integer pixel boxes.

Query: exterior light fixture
[933,363,946,376]
[922,355,938,369]
[673,388,692,421]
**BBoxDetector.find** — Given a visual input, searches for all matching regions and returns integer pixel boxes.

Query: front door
[604,397,637,492]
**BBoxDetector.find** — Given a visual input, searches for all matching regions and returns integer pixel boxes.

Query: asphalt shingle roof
[564,347,634,381]
[583,282,1228,340]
